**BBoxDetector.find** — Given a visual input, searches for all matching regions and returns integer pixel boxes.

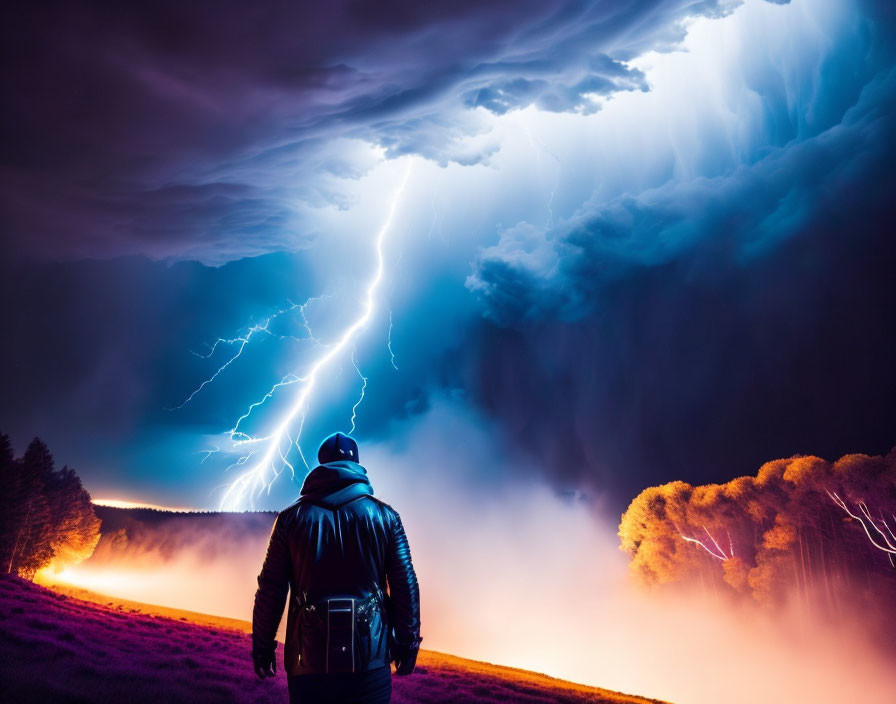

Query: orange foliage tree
[0,435,101,579]
[619,448,896,612]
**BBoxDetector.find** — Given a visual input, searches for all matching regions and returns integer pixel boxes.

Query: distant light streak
[218,160,413,510]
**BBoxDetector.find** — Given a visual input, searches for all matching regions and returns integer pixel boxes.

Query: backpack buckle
[326,597,356,673]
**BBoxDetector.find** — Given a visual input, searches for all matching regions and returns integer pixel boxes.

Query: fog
[52,399,896,704]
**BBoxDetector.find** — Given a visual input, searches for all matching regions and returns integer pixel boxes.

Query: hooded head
[317,432,359,465]
[302,432,370,507]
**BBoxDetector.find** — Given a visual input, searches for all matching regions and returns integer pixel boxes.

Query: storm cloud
[2,0,895,514]
[4,0,768,261]
[460,65,896,501]
[467,67,896,324]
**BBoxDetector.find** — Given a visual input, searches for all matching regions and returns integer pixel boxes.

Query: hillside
[0,575,668,704]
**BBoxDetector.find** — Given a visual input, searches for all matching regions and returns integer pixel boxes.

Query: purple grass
[0,575,663,704]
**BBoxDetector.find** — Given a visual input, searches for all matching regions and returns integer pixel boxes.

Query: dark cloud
[0,253,319,441]
[467,68,896,324]
[3,0,894,513]
[461,67,896,505]
[462,55,648,115]
[371,112,501,166]
[2,0,740,261]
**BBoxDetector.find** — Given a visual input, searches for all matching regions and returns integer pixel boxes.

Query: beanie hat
[317,432,359,465]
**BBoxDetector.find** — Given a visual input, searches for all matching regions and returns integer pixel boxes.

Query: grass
[1,574,668,703]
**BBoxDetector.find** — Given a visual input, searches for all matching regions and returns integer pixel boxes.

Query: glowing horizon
[91,498,201,512]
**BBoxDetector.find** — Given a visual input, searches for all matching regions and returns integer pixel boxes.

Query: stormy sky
[2,0,895,512]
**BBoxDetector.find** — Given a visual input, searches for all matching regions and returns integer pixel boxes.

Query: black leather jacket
[252,460,421,676]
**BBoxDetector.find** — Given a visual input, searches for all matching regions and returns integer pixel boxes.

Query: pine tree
[10,438,56,578]
[0,433,22,571]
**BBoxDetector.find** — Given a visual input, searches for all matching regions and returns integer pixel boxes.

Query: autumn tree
[45,465,102,568]
[619,447,896,617]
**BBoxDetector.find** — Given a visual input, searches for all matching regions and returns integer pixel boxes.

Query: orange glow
[35,538,266,634]
[37,565,143,594]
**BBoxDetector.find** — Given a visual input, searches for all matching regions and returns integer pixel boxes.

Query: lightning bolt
[679,525,731,561]
[829,491,896,568]
[348,344,367,435]
[216,160,413,510]
[520,123,561,228]
[387,310,399,370]
[195,447,220,464]
[171,298,325,410]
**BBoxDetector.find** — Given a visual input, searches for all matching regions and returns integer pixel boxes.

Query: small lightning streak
[546,186,556,227]
[520,124,561,228]
[348,345,367,435]
[172,298,324,410]
[387,310,399,370]
[679,525,731,561]
[195,447,220,464]
[218,160,413,510]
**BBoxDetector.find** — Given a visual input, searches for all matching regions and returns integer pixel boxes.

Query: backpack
[295,586,389,673]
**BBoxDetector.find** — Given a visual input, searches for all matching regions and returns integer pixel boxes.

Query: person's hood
[299,460,373,508]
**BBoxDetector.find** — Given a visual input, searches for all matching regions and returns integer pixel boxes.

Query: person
[251,432,421,704]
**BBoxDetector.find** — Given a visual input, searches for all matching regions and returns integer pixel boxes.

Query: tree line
[0,433,101,579]
[619,448,896,617]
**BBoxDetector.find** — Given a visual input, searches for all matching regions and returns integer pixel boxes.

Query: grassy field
[2,574,668,703]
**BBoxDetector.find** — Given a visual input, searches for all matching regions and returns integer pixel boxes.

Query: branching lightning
[829,491,896,568]
[679,524,732,561]
[210,160,413,510]
[171,298,326,410]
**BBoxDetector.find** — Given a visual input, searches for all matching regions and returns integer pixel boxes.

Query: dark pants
[287,665,392,704]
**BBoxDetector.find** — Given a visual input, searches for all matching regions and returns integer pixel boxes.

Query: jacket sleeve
[252,512,291,657]
[385,509,421,646]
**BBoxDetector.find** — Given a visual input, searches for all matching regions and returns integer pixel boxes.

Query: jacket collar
[300,460,373,508]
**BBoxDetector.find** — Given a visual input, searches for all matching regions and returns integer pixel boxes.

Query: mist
[45,510,272,624]
[51,398,896,704]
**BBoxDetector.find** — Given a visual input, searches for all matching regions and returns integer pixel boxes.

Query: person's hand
[253,650,277,679]
[392,640,420,676]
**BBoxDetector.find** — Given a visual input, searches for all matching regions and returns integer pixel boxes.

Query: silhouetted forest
[88,504,275,564]
[0,434,100,579]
